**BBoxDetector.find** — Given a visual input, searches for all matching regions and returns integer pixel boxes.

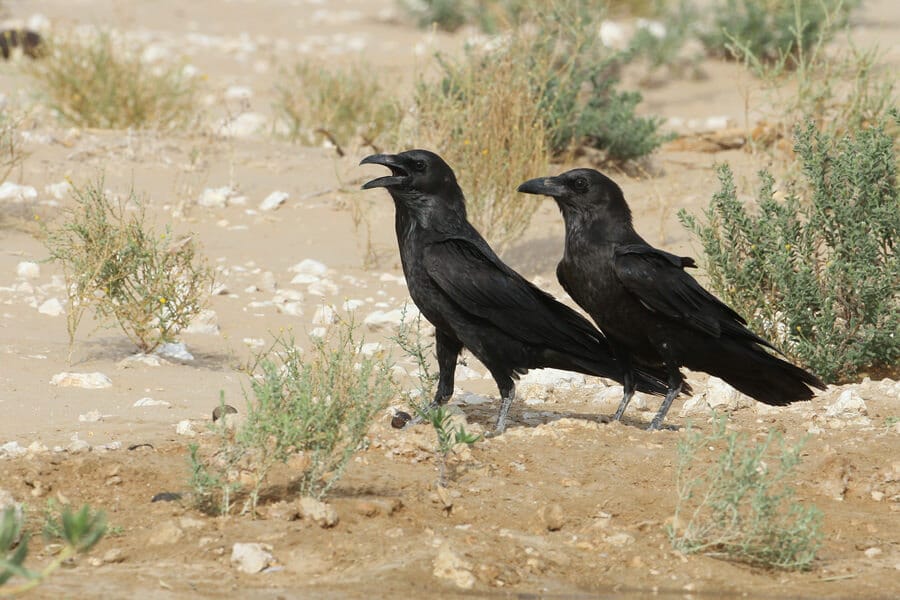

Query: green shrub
[679,114,900,382]
[190,321,397,514]
[1,505,106,593]
[275,61,403,154]
[700,0,859,65]
[28,31,198,129]
[669,418,822,570]
[44,179,214,356]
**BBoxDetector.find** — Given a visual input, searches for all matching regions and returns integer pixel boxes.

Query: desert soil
[1,0,898,598]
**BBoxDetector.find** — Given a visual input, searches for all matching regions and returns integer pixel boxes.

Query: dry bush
[27,31,198,130]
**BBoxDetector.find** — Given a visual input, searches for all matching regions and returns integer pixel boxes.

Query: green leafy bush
[1,505,106,594]
[700,0,859,65]
[190,320,397,514]
[44,179,214,356]
[28,31,198,129]
[669,418,822,570]
[679,115,900,382]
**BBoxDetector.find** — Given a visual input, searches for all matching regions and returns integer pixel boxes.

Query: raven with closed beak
[361,150,671,435]
[518,168,825,429]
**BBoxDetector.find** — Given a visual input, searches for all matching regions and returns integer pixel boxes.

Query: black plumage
[361,150,671,435]
[518,168,825,429]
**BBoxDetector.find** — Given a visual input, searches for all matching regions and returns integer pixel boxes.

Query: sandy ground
[0,0,898,597]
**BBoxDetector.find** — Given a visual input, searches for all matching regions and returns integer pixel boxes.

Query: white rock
[342,299,365,311]
[520,368,585,388]
[78,410,103,422]
[598,20,626,48]
[290,273,319,285]
[184,309,220,335]
[66,436,91,454]
[705,377,754,410]
[433,544,474,590]
[156,342,194,361]
[230,543,274,574]
[243,337,265,348]
[0,441,27,459]
[197,186,238,208]
[16,261,40,279]
[637,18,666,38]
[360,342,382,356]
[38,298,64,316]
[312,304,337,326]
[216,112,268,139]
[309,327,327,339]
[133,397,171,408]
[826,389,867,418]
[27,441,48,455]
[0,182,37,201]
[50,372,112,389]
[175,420,196,437]
[0,489,23,542]
[604,532,635,546]
[290,259,328,277]
[307,279,338,297]
[141,44,171,63]
[224,85,253,100]
[280,302,304,316]
[679,394,709,417]
[259,191,288,211]
[457,391,491,405]
[454,365,483,381]
[117,353,167,368]
[593,386,625,406]
[298,497,339,527]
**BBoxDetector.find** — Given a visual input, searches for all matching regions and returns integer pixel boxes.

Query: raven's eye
[572,177,589,192]
[413,160,427,172]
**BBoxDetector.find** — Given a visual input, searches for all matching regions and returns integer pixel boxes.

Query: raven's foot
[647,380,683,430]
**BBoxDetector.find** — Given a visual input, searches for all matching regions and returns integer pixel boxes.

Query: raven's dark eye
[413,160,427,172]
[572,177,589,192]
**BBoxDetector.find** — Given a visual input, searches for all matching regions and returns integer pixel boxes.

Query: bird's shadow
[458,402,680,434]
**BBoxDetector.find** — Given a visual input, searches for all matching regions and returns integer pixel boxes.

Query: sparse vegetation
[669,417,823,570]
[427,405,480,487]
[44,179,214,356]
[190,320,396,514]
[1,505,106,595]
[0,110,25,181]
[679,114,900,382]
[700,0,858,65]
[27,31,198,129]
[275,61,403,155]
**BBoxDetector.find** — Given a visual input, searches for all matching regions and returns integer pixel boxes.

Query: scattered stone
[16,261,40,279]
[78,410,103,422]
[476,561,521,587]
[0,182,37,201]
[433,544,475,590]
[117,353,168,368]
[217,112,268,139]
[37,298,64,316]
[151,492,183,503]
[603,532,635,547]
[231,542,275,574]
[312,304,337,325]
[265,501,299,521]
[156,342,194,361]
[298,497,339,528]
[66,435,91,454]
[540,503,566,531]
[184,309,220,335]
[0,490,23,542]
[175,420,196,437]
[307,279,338,297]
[826,389,868,418]
[679,394,708,417]
[133,397,171,408]
[148,520,185,546]
[352,498,402,518]
[707,377,754,410]
[458,391,491,405]
[391,410,412,429]
[212,404,238,422]
[197,186,239,208]
[179,517,205,530]
[290,258,327,278]
[101,548,126,564]
[0,441,27,459]
[224,85,253,100]
[45,181,73,201]
[259,191,289,211]
[26,440,48,455]
[342,298,365,311]
[864,547,883,558]
[50,372,112,389]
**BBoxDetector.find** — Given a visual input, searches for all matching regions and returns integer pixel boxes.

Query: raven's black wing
[613,244,775,350]
[423,237,610,357]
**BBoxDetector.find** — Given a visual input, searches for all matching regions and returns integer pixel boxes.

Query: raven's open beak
[360,154,410,190]
[517,176,566,198]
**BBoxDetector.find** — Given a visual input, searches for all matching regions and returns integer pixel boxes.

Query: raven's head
[517,168,632,227]
[360,149,459,196]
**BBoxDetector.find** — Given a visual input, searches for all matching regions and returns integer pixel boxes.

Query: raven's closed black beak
[517,176,566,198]
[360,153,409,190]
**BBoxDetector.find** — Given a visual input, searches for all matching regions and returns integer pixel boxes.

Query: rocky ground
[1,0,898,598]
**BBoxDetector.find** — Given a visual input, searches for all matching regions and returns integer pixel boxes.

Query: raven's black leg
[485,378,516,438]
[612,353,635,421]
[648,367,684,430]
[403,330,462,429]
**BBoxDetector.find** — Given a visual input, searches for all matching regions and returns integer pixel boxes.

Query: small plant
[427,405,480,487]
[27,30,198,129]
[1,504,106,594]
[0,110,26,182]
[668,417,822,570]
[44,179,214,356]
[274,61,403,155]
[190,319,397,515]
[679,115,899,382]
[700,0,858,65]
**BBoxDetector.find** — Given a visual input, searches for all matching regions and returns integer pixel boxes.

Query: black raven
[360,150,671,435]
[518,168,825,429]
